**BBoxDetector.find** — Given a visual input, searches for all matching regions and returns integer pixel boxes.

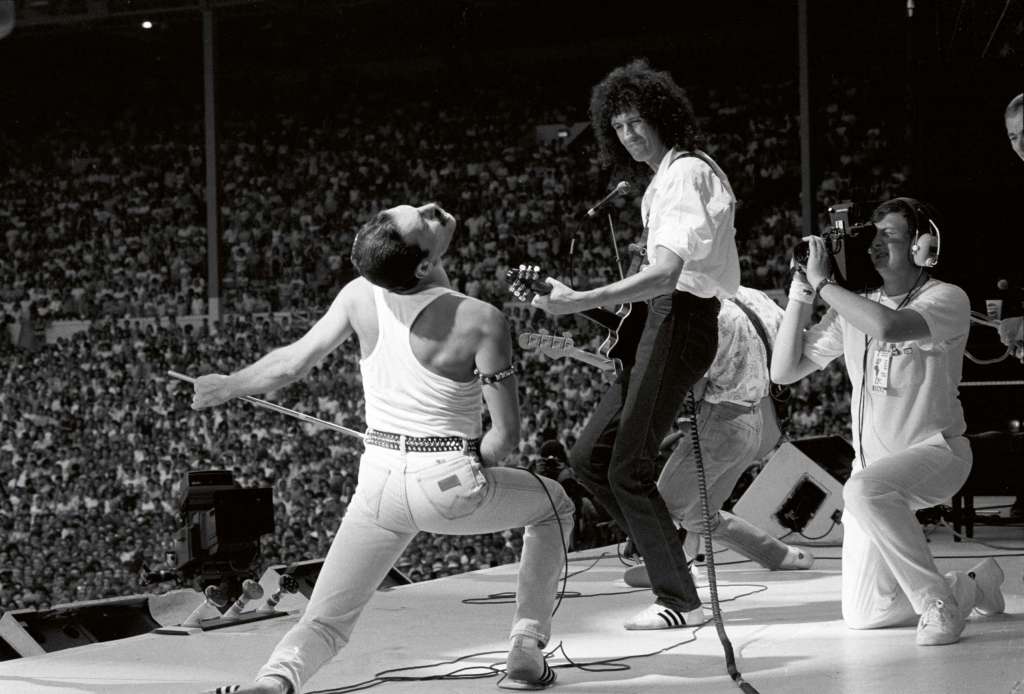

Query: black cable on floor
[687,388,761,694]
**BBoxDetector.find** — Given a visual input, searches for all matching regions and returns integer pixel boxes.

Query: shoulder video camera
[794,202,881,291]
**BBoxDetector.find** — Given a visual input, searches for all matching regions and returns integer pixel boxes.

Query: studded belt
[364,429,481,456]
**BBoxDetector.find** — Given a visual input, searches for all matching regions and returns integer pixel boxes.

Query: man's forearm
[815,283,894,339]
[575,268,676,311]
[771,300,814,384]
[227,348,306,397]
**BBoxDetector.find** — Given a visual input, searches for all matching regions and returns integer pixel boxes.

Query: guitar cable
[686,388,760,694]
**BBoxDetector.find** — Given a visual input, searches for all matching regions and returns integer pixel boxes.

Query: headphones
[889,197,942,268]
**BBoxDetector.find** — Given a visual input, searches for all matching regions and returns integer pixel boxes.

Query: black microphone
[586,181,631,218]
[997,279,1023,319]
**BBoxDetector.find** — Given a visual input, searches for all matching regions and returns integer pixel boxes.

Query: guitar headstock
[504,265,552,302]
[517,332,575,358]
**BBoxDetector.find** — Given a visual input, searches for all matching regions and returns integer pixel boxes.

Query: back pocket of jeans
[414,457,488,521]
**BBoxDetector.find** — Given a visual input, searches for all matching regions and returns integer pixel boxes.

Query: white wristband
[788,279,815,305]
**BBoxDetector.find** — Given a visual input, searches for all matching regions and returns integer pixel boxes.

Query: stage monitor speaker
[731,437,853,544]
[0,596,161,659]
[265,558,411,601]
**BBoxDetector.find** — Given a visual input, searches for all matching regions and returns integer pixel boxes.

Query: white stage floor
[1,518,1022,694]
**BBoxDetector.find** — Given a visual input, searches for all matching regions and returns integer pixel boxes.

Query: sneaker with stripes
[498,635,557,690]
[624,602,706,630]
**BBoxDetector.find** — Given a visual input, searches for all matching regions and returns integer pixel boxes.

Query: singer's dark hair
[351,211,428,291]
[589,58,704,169]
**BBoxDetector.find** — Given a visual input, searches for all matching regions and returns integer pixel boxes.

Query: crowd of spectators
[0,74,905,614]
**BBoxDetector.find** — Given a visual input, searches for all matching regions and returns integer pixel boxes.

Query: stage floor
[2,512,1023,694]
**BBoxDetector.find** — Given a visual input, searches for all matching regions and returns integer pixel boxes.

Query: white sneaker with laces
[968,557,1005,616]
[916,598,965,646]
[624,602,706,630]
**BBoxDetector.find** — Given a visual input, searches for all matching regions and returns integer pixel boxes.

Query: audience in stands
[0,75,909,614]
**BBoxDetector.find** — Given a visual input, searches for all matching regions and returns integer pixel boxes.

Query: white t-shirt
[641,148,740,299]
[801,278,970,465]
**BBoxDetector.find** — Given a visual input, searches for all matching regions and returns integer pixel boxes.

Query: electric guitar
[517,332,622,374]
[505,265,647,369]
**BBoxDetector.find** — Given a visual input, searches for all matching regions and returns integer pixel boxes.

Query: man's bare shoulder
[452,295,508,335]
[339,276,373,301]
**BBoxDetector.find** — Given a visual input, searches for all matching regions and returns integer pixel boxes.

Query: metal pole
[797,0,816,239]
[202,4,222,323]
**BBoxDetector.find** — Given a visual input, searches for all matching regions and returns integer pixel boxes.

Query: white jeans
[258,445,574,692]
[841,434,976,628]
[657,400,792,569]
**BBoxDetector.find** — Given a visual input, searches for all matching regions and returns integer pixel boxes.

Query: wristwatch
[814,277,837,296]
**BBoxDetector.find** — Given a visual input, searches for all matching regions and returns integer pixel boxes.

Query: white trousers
[841,434,976,628]
[257,445,574,692]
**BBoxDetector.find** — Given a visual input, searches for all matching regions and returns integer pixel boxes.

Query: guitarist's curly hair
[589,58,704,171]
[351,211,428,291]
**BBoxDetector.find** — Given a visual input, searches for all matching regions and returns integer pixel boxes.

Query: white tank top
[360,285,483,438]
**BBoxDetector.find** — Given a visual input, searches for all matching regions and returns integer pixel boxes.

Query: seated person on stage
[624,286,814,588]
[191,202,573,693]
[771,197,1005,646]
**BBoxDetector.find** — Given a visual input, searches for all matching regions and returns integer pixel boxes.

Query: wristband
[788,279,815,305]
[815,277,837,296]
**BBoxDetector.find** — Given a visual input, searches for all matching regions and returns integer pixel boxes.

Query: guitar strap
[731,297,788,456]
[639,149,723,268]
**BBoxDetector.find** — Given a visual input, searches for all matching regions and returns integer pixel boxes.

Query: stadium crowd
[0,75,906,613]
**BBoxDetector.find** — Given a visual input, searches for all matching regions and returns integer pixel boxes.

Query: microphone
[997,279,1023,319]
[586,181,631,218]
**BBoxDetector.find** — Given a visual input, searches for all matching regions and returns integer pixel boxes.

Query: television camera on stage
[140,470,275,605]
[794,201,882,292]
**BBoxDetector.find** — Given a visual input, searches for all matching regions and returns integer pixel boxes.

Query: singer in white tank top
[190,202,572,693]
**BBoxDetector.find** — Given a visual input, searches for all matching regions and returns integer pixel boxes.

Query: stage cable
[687,388,761,694]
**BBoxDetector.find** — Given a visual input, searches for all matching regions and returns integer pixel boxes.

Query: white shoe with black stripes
[623,602,706,630]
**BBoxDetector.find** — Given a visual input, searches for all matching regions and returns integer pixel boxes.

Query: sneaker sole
[498,661,556,690]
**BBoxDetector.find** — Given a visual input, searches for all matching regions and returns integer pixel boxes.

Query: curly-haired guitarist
[532,59,740,631]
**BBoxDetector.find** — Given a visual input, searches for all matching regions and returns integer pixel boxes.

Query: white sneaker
[916,598,965,646]
[968,558,1005,615]
[777,546,815,570]
[499,635,556,690]
[624,602,706,630]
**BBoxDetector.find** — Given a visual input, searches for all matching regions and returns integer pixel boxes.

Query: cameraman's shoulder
[925,279,969,306]
[918,279,970,320]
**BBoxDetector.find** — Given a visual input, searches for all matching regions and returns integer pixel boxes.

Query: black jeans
[569,291,720,612]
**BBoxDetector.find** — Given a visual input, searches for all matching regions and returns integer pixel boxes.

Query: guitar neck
[558,346,619,373]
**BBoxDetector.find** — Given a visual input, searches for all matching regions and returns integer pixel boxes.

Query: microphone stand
[608,212,626,282]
